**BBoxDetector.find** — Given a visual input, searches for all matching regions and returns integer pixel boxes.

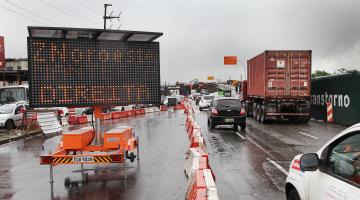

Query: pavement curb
[0,130,43,145]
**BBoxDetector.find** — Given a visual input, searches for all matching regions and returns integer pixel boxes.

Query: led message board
[28,38,160,107]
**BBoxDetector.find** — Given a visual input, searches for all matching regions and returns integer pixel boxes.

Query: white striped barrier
[327,102,334,123]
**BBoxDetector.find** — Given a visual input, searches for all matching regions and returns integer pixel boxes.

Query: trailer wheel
[252,103,258,119]
[260,106,267,124]
[256,105,262,122]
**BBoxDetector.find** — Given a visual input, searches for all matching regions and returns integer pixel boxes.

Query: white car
[285,123,360,200]
[199,95,214,111]
[0,102,28,130]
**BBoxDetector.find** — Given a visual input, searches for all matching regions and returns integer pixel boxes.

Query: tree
[312,70,331,78]
[333,68,358,75]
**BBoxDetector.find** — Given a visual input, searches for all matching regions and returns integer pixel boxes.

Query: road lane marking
[266,158,288,176]
[235,131,246,140]
[298,131,318,140]
[246,137,275,159]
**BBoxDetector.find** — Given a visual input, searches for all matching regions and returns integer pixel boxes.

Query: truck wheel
[256,105,262,122]
[252,103,258,119]
[260,106,266,124]
[298,116,310,124]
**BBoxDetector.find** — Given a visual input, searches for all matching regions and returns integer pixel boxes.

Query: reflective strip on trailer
[94,156,112,163]
[52,157,72,164]
[266,113,310,116]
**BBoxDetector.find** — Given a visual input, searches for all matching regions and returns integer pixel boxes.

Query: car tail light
[240,108,246,116]
[211,108,218,115]
[40,156,52,165]
[291,159,301,171]
[110,155,124,163]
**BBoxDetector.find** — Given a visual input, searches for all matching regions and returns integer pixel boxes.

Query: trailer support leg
[137,136,140,162]
[123,149,127,180]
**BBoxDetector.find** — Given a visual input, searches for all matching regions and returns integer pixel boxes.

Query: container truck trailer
[243,50,312,123]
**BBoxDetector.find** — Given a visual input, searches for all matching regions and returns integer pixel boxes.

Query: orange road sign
[224,56,237,65]
[207,76,214,80]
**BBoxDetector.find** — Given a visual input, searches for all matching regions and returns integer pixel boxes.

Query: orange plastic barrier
[63,128,95,150]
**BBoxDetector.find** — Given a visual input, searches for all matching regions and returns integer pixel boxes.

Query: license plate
[224,118,234,123]
[73,156,93,163]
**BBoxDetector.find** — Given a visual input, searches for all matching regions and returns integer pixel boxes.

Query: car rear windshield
[216,99,241,108]
[204,96,214,100]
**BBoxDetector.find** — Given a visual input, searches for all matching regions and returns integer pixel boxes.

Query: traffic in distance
[1,1,359,200]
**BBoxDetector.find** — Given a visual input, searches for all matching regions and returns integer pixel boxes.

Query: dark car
[207,97,246,131]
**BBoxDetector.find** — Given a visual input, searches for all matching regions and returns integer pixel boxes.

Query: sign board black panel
[28,38,160,107]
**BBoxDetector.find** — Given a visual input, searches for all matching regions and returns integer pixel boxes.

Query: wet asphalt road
[195,105,347,200]
[0,106,348,200]
[0,111,188,200]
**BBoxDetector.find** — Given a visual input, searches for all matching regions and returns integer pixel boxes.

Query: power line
[39,0,93,26]
[86,0,103,12]
[3,0,61,26]
[50,0,95,25]
[74,0,102,15]
[0,2,46,25]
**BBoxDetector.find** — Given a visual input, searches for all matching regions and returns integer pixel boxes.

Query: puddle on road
[207,134,233,164]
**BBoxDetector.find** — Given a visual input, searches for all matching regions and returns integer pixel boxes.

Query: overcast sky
[1,0,359,83]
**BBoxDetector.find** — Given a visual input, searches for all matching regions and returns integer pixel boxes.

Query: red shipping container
[0,36,5,69]
[247,50,311,99]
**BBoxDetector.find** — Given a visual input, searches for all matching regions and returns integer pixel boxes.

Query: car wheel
[233,125,238,131]
[209,120,215,130]
[199,107,202,111]
[287,188,300,200]
[5,120,15,130]
[240,124,246,131]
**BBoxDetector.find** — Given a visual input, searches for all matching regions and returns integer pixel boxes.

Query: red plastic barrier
[100,113,111,120]
[126,110,134,117]
[135,109,142,115]
[76,116,88,124]
[119,111,127,118]
[68,115,77,125]
[160,105,168,111]
[111,111,122,119]
[186,169,219,200]
[140,108,146,114]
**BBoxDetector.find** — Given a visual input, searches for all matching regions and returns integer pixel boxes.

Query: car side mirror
[300,153,319,171]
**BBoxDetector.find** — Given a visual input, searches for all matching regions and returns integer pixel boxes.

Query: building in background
[0,58,28,87]
[0,36,5,70]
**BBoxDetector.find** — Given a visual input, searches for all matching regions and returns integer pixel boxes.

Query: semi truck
[241,50,312,123]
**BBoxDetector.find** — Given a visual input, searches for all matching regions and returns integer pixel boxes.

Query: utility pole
[103,4,121,30]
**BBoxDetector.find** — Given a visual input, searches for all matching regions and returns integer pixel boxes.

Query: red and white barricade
[327,102,334,123]
[186,169,219,200]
